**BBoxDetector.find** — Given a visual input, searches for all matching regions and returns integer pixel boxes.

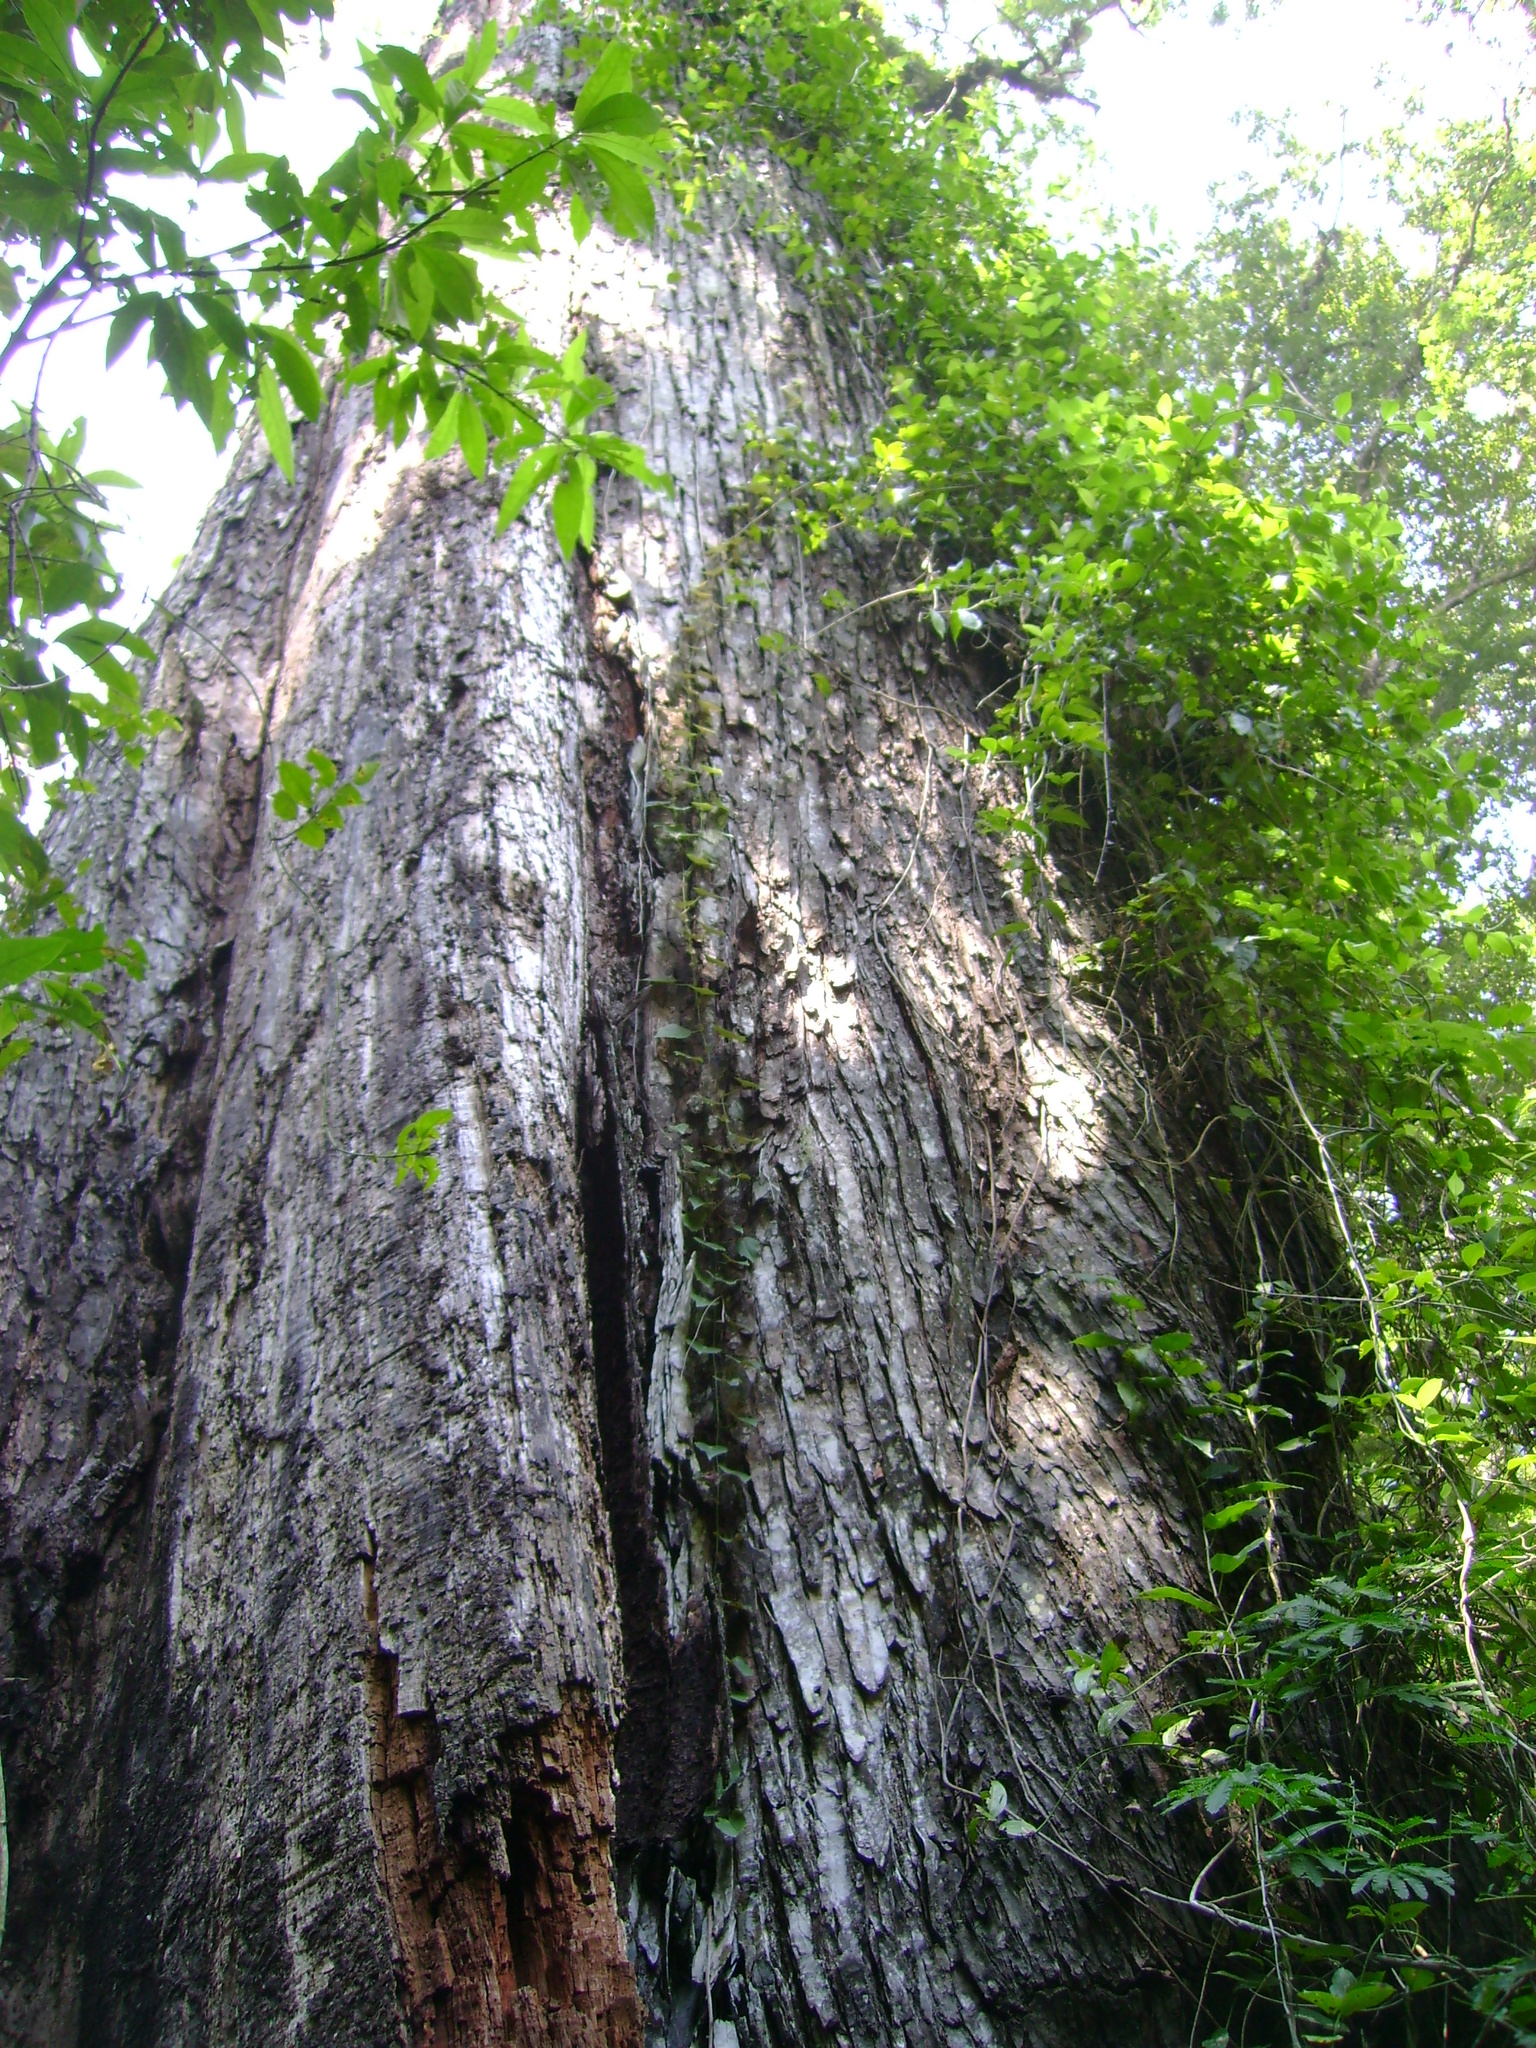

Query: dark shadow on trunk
[580,1077,722,1854]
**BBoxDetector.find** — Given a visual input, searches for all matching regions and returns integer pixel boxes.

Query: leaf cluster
[0,8,666,1050]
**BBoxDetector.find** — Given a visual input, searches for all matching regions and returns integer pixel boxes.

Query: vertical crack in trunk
[580,1117,670,1842]
[578,1109,722,1855]
[578,565,725,1866]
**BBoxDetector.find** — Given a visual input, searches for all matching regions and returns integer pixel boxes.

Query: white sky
[1028,0,1533,252]
[6,0,1532,627]
[10,0,438,626]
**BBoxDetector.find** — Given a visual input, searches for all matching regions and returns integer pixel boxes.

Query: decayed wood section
[0,24,1228,2044]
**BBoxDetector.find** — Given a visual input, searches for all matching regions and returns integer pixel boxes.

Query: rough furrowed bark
[0,420,337,2041]
[4,353,644,2041]
[1,36,1233,2048]
[581,189,1221,2048]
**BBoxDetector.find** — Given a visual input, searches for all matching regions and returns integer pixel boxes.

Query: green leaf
[402,258,434,340]
[560,328,589,382]
[584,432,668,487]
[458,395,487,479]
[203,151,279,183]
[254,327,323,422]
[496,444,561,532]
[1300,1975,1395,2019]
[1209,1538,1266,1575]
[575,128,661,167]
[106,300,154,368]
[459,18,498,87]
[424,391,462,461]
[1202,1497,1269,1532]
[447,205,522,251]
[492,149,556,211]
[552,462,591,556]
[547,454,597,558]
[379,43,443,112]
[0,928,108,990]
[395,1107,453,1187]
[572,42,633,128]
[256,361,294,482]
[414,243,478,327]
[584,145,655,238]
[1135,1587,1219,1614]
[576,91,661,136]
[480,94,551,133]
[59,621,154,663]
[19,0,75,82]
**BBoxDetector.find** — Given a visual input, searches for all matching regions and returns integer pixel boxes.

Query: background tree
[1172,111,1536,791]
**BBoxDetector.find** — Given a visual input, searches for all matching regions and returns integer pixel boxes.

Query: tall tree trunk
[1,23,1224,2045]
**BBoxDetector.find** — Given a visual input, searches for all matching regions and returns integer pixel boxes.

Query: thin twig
[1458,1499,1492,1708]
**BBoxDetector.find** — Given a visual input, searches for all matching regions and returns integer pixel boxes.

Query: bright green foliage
[270,746,375,849]
[1,1,664,1056]
[615,0,1536,2034]
[393,1105,450,1188]
[0,406,172,1053]
[0,915,143,1073]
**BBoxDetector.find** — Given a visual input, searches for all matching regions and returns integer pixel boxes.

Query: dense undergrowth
[603,3,1536,2039]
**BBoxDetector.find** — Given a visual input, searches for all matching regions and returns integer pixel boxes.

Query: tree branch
[907,0,1146,115]
[1437,547,1536,612]
[912,50,1091,113]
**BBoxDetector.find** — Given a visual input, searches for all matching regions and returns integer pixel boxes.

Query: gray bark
[0,42,1224,2047]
